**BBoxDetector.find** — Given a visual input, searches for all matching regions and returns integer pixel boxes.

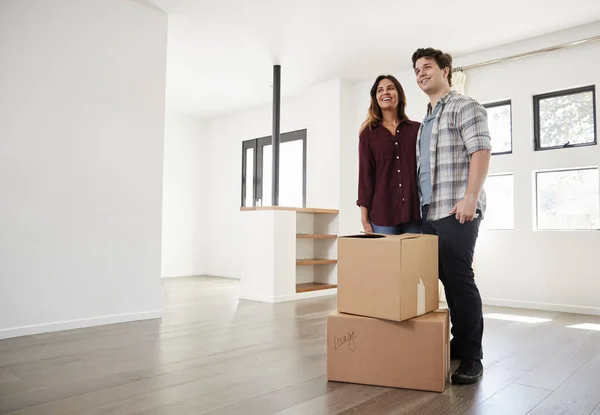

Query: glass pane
[262,144,272,206]
[536,168,600,230]
[487,104,512,154]
[481,174,514,230]
[260,141,303,207]
[279,140,304,207]
[244,148,253,207]
[538,90,595,148]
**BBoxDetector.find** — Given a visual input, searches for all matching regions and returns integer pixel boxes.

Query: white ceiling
[143,0,600,119]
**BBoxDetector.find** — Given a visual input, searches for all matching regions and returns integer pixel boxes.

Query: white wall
[0,0,168,339]
[338,80,362,236]
[463,32,600,315]
[162,113,206,278]
[202,80,344,279]
[203,96,307,278]
[306,79,341,209]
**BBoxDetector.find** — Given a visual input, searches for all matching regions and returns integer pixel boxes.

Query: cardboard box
[337,233,439,322]
[327,309,449,393]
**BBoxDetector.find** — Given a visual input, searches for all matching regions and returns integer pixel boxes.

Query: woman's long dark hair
[360,74,408,133]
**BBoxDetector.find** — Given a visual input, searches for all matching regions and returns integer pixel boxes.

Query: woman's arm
[357,131,375,232]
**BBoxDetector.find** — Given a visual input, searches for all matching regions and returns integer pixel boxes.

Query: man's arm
[450,99,492,223]
[464,149,491,205]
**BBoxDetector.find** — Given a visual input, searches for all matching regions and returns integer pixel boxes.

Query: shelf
[296,282,337,293]
[240,206,339,214]
[296,259,337,266]
[296,234,337,239]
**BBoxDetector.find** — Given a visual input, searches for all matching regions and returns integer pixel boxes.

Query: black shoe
[451,359,483,384]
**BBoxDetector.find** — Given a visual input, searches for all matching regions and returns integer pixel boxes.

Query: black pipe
[272,64,281,206]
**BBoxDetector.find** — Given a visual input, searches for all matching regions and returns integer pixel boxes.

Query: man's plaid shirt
[416,90,493,221]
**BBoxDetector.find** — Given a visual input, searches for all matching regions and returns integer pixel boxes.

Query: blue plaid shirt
[416,90,492,221]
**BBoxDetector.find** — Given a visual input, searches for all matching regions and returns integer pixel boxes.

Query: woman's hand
[360,206,372,233]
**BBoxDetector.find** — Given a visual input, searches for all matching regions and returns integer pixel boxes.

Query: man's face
[414,57,448,94]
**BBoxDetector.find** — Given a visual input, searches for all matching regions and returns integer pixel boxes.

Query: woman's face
[375,78,399,111]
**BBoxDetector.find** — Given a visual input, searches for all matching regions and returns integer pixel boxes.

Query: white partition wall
[0,0,167,339]
[240,207,339,303]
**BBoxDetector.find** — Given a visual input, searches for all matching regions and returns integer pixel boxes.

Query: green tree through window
[536,88,596,149]
[536,168,600,230]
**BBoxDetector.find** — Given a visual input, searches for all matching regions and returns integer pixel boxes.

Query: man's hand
[453,149,490,224]
[362,220,373,234]
[450,195,477,224]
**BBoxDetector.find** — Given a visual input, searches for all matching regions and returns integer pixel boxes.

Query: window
[535,167,600,230]
[483,100,512,155]
[241,129,306,208]
[242,144,254,208]
[481,173,514,230]
[534,85,597,150]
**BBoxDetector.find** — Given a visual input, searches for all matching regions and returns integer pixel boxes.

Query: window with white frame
[481,173,514,230]
[535,167,600,230]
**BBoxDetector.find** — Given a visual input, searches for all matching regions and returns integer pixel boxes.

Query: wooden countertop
[240,206,339,214]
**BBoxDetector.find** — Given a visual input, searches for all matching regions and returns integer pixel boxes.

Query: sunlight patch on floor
[567,323,600,331]
[483,313,552,324]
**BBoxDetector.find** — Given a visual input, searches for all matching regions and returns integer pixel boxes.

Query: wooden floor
[1,277,600,414]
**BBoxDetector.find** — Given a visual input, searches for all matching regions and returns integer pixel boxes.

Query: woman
[356,74,422,235]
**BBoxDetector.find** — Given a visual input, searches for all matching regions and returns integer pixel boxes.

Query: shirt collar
[426,89,456,114]
[373,118,407,128]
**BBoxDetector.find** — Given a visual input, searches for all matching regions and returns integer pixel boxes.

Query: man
[412,47,492,384]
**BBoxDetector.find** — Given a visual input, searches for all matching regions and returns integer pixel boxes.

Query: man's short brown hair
[412,48,453,87]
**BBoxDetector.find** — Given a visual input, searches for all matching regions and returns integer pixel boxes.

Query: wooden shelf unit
[240,206,339,302]
[296,282,337,293]
[296,234,337,240]
[296,259,337,266]
[240,206,339,214]
[295,207,338,294]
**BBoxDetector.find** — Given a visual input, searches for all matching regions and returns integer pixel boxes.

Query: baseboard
[162,274,195,279]
[275,288,338,302]
[0,310,162,340]
[161,273,241,280]
[482,297,600,316]
[239,292,276,303]
[240,288,337,304]
[201,273,240,280]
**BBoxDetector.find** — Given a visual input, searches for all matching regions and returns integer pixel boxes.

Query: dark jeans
[422,204,483,360]
[371,220,422,235]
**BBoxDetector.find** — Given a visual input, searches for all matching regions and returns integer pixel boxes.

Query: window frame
[240,129,307,208]
[534,166,600,231]
[533,85,597,151]
[483,99,513,156]
[241,140,257,208]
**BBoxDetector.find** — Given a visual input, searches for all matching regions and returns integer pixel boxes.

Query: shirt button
[396,156,399,159]
[398,170,400,173]
[395,142,398,145]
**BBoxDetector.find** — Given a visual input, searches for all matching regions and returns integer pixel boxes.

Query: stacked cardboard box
[327,233,450,393]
